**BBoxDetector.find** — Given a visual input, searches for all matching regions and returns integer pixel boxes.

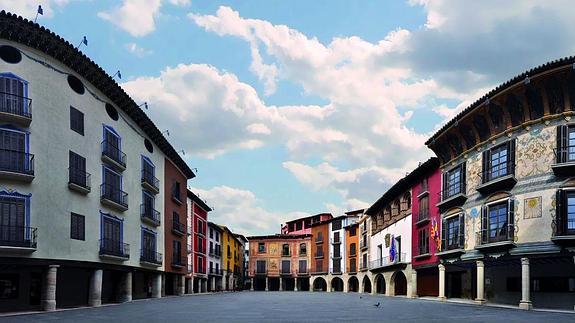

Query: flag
[389,234,396,262]
[82,36,88,46]
[117,71,122,79]
[37,5,43,15]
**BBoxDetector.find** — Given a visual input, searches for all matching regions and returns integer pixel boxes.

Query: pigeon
[374,302,380,307]
[360,296,363,299]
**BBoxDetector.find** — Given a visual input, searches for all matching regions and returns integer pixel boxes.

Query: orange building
[345,223,359,292]
[310,220,330,291]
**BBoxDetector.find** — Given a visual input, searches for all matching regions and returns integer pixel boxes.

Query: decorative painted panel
[515,126,554,178]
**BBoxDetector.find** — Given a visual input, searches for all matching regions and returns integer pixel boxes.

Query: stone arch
[362,276,372,294]
[331,277,344,292]
[348,276,359,292]
[391,271,408,296]
[374,273,386,294]
[312,277,327,292]
[402,192,411,210]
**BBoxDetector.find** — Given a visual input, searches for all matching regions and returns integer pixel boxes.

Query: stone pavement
[0,292,573,322]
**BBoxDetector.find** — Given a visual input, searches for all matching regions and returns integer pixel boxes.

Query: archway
[393,271,407,296]
[375,274,386,294]
[312,277,327,292]
[331,277,344,292]
[362,276,372,294]
[348,276,359,292]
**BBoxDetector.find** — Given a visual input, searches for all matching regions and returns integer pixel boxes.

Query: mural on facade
[516,127,554,178]
[523,197,542,219]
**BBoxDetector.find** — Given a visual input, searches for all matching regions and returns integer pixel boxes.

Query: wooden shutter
[481,206,488,244]
[556,190,565,236]
[458,213,465,248]
[461,162,467,195]
[441,217,446,251]
[507,198,515,240]
[557,125,568,163]
[481,150,490,183]
[508,139,516,175]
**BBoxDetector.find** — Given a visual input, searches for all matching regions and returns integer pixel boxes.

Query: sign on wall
[524,196,542,219]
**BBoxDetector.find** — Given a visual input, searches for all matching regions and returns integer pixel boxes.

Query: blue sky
[5,0,575,235]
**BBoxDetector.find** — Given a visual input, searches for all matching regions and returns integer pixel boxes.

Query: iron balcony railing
[479,162,515,184]
[68,167,91,190]
[171,257,184,267]
[99,239,129,258]
[172,221,186,235]
[554,145,575,164]
[360,261,368,271]
[141,170,160,192]
[440,182,466,201]
[101,141,126,168]
[140,249,162,264]
[555,215,575,236]
[280,268,292,275]
[297,268,309,275]
[140,204,160,226]
[100,184,128,208]
[441,232,465,251]
[330,267,342,274]
[476,224,515,246]
[369,253,406,270]
[360,239,368,249]
[0,225,37,248]
[0,92,32,119]
[330,237,341,244]
[255,268,267,275]
[314,250,324,258]
[0,148,34,175]
[347,265,357,273]
[315,236,324,243]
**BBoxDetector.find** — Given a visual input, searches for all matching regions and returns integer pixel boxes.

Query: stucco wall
[370,214,412,263]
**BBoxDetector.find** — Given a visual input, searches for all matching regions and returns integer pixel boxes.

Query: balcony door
[102,216,121,253]
[569,127,575,161]
[0,196,25,242]
[0,76,26,115]
[142,230,156,258]
[103,167,121,200]
[0,128,26,172]
[103,127,121,161]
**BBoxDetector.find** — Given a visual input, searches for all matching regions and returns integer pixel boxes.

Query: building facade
[0,12,195,312]
[345,221,359,292]
[187,190,209,293]
[207,222,223,292]
[281,213,332,235]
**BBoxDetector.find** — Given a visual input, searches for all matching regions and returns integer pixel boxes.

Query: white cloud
[98,0,189,37]
[1,0,70,19]
[192,186,308,236]
[125,42,153,57]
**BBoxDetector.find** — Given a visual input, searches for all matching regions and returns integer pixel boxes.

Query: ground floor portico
[250,275,310,292]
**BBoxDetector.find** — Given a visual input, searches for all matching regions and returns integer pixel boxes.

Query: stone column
[211,277,216,292]
[519,258,532,310]
[475,260,486,305]
[371,279,376,295]
[187,278,193,294]
[152,274,162,298]
[41,265,59,311]
[279,277,284,291]
[119,272,132,303]
[177,275,185,296]
[265,277,269,291]
[294,278,298,291]
[343,278,349,293]
[250,278,254,291]
[327,277,332,293]
[203,279,207,293]
[411,269,418,298]
[438,264,446,300]
[88,269,102,307]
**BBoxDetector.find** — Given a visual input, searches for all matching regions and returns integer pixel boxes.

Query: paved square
[1,292,573,322]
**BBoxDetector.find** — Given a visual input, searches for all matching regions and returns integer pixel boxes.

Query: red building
[164,158,193,296]
[281,213,332,235]
[411,157,441,297]
[188,190,210,293]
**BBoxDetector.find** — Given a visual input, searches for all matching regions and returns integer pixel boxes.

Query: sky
[3,0,575,236]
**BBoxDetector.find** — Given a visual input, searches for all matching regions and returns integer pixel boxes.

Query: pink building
[281,213,333,235]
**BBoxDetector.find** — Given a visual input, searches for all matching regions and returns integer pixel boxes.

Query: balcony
[0,225,37,252]
[99,239,129,260]
[297,268,309,276]
[280,268,292,276]
[359,262,368,271]
[171,186,183,205]
[68,167,91,194]
[437,234,465,258]
[172,221,186,236]
[331,253,342,259]
[551,215,575,245]
[101,141,126,171]
[369,253,406,270]
[140,204,160,226]
[347,266,357,274]
[315,236,324,244]
[552,145,575,176]
[209,268,223,276]
[360,239,368,250]
[314,251,324,259]
[331,268,342,275]
[140,250,162,266]
[0,149,34,182]
[141,170,160,194]
[100,184,128,212]
[330,237,342,244]
[437,188,467,211]
[254,268,267,276]
[416,210,430,226]
[476,166,517,195]
[0,92,32,126]
[475,224,515,251]
[349,248,357,257]
[171,257,184,269]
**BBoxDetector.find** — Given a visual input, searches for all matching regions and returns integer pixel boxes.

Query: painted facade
[281,213,332,235]
[207,222,223,292]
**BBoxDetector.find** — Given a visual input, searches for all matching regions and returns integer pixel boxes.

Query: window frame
[69,106,84,135]
[70,212,85,241]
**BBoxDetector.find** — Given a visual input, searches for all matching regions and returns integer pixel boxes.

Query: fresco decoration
[550,195,557,237]
[466,153,482,195]
[513,198,520,243]
[464,212,474,250]
[269,243,278,256]
[515,127,554,178]
[385,234,391,248]
[269,259,278,271]
[523,196,542,219]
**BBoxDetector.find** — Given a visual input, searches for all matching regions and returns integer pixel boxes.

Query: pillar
[410,269,418,298]
[294,278,298,292]
[177,275,185,296]
[265,277,269,291]
[152,273,162,298]
[519,258,532,310]
[438,264,446,300]
[211,277,216,292]
[279,277,284,291]
[371,279,376,295]
[475,260,486,305]
[250,278,254,291]
[202,279,207,293]
[41,265,58,311]
[119,272,132,303]
[187,278,193,294]
[327,278,332,293]
[88,269,102,307]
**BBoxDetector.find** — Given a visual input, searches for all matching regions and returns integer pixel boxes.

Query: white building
[207,222,223,291]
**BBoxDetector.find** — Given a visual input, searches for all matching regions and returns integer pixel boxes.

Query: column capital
[48,265,60,269]
[438,263,445,270]
[476,260,484,267]
[521,257,529,266]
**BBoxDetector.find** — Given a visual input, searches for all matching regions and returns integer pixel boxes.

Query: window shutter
[442,171,448,198]
[441,217,446,251]
[481,206,488,244]
[458,213,465,248]
[508,139,516,175]
[481,150,490,183]
[507,198,515,240]
[555,190,564,236]
[557,125,568,163]
[461,162,467,195]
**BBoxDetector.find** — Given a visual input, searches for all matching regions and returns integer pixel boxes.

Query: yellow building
[220,225,245,290]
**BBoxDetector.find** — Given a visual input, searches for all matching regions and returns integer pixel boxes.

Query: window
[256,260,266,273]
[172,181,181,201]
[216,232,219,242]
[142,191,155,218]
[362,254,368,269]
[100,214,123,255]
[141,157,155,186]
[296,221,303,231]
[210,228,213,239]
[0,127,30,174]
[69,151,87,188]
[332,259,341,273]
[258,242,265,253]
[556,190,575,235]
[173,240,182,264]
[418,196,429,221]
[288,223,295,232]
[349,243,356,255]
[0,195,27,244]
[282,243,290,256]
[444,163,466,198]
[349,227,357,236]
[556,125,575,163]
[480,200,514,244]
[299,260,307,273]
[332,219,342,231]
[141,229,157,261]
[316,231,323,242]
[482,140,515,183]
[197,219,203,234]
[333,232,340,243]
[392,200,400,216]
[102,166,124,205]
[442,214,464,250]
[281,260,290,273]
[418,229,429,255]
[70,106,84,135]
[333,244,341,258]
[350,258,356,272]
[315,260,323,272]
[102,126,123,165]
[70,213,85,240]
[421,178,429,192]
[0,74,28,117]
[299,243,306,255]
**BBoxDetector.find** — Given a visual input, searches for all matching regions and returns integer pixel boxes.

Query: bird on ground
[360,296,363,299]
[374,302,380,307]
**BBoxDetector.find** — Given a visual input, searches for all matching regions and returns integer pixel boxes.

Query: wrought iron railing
[68,167,90,189]
[369,253,406,270]
[100,184,128,208]
[554,145,575,164]
[476,224,514,246]
[0,225,37,248]
[172,221,186,235]
[479,161,515,184]
[141,170,159,192]
[101,141,126,167]
[140,204,160,225]
[0,92,32,119]
[99,239,129,258]
[0,148,34,175]
[140,249,162,264]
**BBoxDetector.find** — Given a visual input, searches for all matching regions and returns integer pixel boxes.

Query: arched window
[392,200,400,217]
[0,73,29,117]
[282,243,290,256]
[402,192,411,210]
